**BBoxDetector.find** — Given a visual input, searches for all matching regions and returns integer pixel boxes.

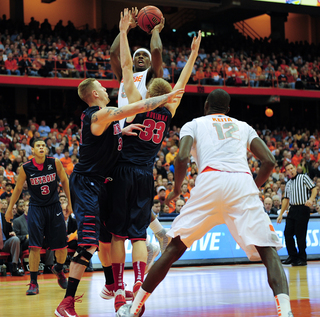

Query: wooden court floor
[1,261,320,317]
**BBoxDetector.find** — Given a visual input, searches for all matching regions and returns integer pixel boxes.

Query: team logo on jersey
[47,164,53,170]
[121,86,127,98]
[30,172,56,185]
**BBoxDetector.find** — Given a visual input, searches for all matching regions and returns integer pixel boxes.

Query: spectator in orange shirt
[292,149,303,167]
[193,66,205,84]
[238,67,248,86]
[166,181,173,196]
[0,178,6,196]
[211,66,224,86]
[5,53,20,75]
[65,155,78,176]
[4,163,16,184]
[60,150,71,170]
[226,66,239,86]
[202,66,213,85]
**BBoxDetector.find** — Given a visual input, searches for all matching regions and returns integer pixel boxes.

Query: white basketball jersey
[118,69,149,128]
[180,114,258,173]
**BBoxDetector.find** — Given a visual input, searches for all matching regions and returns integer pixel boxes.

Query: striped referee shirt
[284,174,315,205]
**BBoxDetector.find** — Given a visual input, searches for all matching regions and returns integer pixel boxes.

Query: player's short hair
[31,138,45,148]
[148,78,172,97]
[78,78,96,103]
[206,89,231,113]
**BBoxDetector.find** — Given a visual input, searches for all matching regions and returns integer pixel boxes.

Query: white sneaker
[100,283,133,301]
[155,228,171,254]
[145,243,160,274]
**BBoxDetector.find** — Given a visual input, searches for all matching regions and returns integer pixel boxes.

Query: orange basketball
[137,6,163,33]
[265,108,273,117]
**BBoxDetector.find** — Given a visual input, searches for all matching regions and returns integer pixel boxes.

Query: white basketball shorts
[167,170,282,261]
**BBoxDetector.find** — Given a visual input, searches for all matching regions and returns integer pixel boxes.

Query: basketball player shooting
[110,7,165,128]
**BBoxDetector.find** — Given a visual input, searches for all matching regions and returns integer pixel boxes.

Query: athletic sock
[275,293,292,317]
[54,263,64,272]
[130,288,151,315]
[103,265,114,285]
[65,277,80,298]
[30,271,38,284]
[133,261,146,284]
[112,263,125,291]
[149,218,163,234]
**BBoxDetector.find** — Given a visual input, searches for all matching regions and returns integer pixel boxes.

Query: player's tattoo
[144,95,167,111]
[112,109,124,116]
[91,114,98,123]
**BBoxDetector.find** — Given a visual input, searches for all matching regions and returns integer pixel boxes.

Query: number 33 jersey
[180,114,258,174]
[23,156,60,206]
[119,107,172,169]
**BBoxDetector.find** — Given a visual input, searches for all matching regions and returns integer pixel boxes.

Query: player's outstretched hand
[191,30,202,52]
[5,209,13,223]
[122,123,145,136]
[119,8,132,32]
[166,88,184,104]
[151,17,165,34]
[129,7,138,29]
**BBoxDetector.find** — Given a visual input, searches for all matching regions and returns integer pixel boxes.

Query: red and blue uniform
[23,156,66,250]
[102,107,172,241]
[71,106,122,248]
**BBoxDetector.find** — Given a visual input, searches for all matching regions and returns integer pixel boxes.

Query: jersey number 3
[41,185,50,195]
[139,119,166,144]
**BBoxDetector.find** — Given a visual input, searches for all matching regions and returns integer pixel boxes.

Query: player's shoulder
[85,106,100,116]
[22,158,33,167]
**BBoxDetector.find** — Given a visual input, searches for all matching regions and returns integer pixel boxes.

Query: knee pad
[71,246,93,267]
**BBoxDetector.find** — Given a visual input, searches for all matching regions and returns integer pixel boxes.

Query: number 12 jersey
[180,114,258,174]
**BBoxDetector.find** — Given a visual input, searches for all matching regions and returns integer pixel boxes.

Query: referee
[277,163,317,266]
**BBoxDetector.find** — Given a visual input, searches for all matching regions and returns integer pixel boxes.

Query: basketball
[137,6,163,33]
[265,108,273,117]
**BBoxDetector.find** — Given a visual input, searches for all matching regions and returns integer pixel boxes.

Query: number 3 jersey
[180,114,258,174]
[23,156,59,206]
[119,107,172,169]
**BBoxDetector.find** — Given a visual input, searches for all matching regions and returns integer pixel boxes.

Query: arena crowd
[0,15,320,89]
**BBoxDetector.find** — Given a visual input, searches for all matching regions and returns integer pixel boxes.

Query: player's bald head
[205,89,230,115]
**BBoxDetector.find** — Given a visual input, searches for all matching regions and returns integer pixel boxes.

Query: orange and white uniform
[118,68,148,128]
[167,114,282,261]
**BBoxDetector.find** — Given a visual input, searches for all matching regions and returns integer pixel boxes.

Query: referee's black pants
[284,205,310,262]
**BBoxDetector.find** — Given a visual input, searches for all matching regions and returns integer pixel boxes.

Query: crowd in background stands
[0,15,320,89]
[1,115,320,220]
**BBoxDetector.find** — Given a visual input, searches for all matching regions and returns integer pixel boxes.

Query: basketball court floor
[1,261,320,317]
